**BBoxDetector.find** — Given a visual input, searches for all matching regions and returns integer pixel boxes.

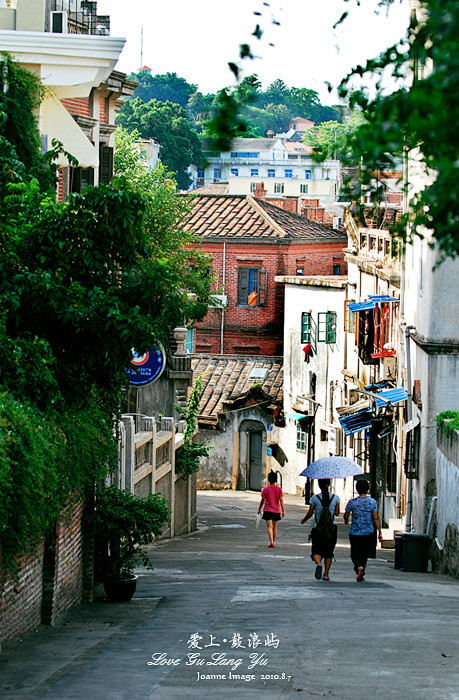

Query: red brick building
[184,192,348,356]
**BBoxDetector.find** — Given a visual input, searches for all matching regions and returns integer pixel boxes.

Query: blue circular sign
[127,344,166,386]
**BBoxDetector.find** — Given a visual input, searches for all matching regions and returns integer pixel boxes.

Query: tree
[337,0,459,259]
[130,70,197,109]
[116,97,203,189]
[303,111,366,161]
[0,62,212,573]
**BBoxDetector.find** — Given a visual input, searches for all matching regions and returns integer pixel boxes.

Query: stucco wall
[280,278,347,497]
[435,426,459,578]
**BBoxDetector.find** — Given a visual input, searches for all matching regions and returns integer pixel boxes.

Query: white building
[275,274,350,502]
[191,137,340,203]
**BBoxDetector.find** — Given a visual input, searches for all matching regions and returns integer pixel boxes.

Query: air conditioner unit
[51,10,68,33]
[208,294,227,308]
[382,355,397,380]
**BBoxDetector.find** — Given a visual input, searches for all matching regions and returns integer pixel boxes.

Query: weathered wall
[435,426,459,578]
[1,498,85,643]
[0,544,44,643]
[197,428,233,489]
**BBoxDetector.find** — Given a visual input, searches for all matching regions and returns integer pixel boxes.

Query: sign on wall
[126,344,166,386]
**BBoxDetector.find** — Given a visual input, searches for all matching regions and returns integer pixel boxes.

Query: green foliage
[436,410,459,437]
[129,70,197,109]
[337,0,459,259]
[303,111,367,162]
[0,64,212,576]
[116,97,203,189]
[114,126,213,318]
[0,393,113,576]
[94,485,170,579]
[175,376,212,480]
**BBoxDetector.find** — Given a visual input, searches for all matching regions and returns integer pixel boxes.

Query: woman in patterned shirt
[344,479,383,582]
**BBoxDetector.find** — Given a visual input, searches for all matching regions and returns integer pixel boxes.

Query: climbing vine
[175,376,212,480]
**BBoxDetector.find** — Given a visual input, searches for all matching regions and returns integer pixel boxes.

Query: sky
[98,0,410,105]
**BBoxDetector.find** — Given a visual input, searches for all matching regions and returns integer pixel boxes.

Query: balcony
[50,0,110,35]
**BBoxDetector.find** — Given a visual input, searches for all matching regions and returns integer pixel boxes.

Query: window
[296,422,306,452]
[285,169,293,178]
[237,268,267,306]
[230,151,259,158]
[197,169,204,179]
[301,312,312,342]
[305,170,312,180]
[250,182,257,192]
[214,167,222,180]
[296,267,304,276]
[230,168,239,176]
[357,310,379,365]
[317,311,337,344]
[404,424,420,479]
[268,169,275,178]
[333,264,341,275]
[185,329,194,354]
[344,301,356,333]
[99,144,113,184]
[274,182,284,194]
[322,168,331,179]
[70,166,94,193]
[300,184,309,194]
[250,168,259,177]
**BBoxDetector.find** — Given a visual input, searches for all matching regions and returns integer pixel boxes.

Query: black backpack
[315,494,335,539]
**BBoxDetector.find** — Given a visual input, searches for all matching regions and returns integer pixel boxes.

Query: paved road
[1,490,459,699]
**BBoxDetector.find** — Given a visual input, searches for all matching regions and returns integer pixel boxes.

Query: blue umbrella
[300,456,364,479]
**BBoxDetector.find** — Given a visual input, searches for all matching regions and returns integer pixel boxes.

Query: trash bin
[401,533,431,572]
[394,533,404,569]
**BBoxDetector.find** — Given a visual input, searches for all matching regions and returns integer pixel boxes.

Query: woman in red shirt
[258,470,285,547]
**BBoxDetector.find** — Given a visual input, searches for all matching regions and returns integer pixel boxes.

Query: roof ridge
[247,195,287,238]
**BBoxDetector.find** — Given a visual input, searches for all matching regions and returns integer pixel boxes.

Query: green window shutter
[326,312,337,344]
[258,270,267,306]
[237,268,250,305]
[301,312,311,342]
[317,312,326,342]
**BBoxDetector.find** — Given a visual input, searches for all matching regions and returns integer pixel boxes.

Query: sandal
[314,564,323,580]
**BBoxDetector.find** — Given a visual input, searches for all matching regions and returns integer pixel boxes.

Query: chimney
[253,182,267,200]
[266,130,275,139]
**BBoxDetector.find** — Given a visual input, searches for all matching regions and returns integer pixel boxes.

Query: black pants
[349,532,376,572]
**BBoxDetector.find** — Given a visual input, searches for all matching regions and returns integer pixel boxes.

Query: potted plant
[94,484,170,602]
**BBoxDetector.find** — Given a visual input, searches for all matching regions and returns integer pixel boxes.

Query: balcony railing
[50,0,110,35]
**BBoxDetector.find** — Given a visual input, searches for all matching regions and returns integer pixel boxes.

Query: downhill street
[1,490,458,699]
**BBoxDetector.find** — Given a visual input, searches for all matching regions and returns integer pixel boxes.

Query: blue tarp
[368,295,400,303]
[348,300,376,312]
[374,387,408,406]
[339,410,374,435]
[286,411,308,421]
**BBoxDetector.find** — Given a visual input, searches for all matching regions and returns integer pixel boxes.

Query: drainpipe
[220,242,226,354]
[405,324,416,532]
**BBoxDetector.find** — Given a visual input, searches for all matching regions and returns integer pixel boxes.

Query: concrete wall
[435,425,459,578]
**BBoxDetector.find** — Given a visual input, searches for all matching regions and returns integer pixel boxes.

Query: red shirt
[261,484,283,513]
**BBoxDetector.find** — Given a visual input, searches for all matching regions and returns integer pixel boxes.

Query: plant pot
[103,574,138,602]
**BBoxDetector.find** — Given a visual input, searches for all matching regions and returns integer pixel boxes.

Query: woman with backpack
[301,478,340,581]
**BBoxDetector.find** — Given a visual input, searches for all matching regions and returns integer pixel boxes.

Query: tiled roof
[189,183,229,195]
[283,142,313,154]
[203,137,281,152]
[192,355,283,427]
[184,194,347,241]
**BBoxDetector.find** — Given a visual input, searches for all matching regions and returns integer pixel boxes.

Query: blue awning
[368,295,400,303]
[348,301,376,312]
[374,387,407,407]
[286,411,309,421]
[339,409,374,435]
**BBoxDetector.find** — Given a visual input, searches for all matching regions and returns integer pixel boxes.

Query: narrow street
[1,490,459,700]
